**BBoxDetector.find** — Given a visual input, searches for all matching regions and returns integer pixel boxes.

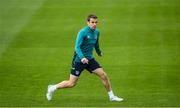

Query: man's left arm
[95,33,102,57]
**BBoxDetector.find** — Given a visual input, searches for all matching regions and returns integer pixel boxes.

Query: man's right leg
[56,74,78,88]
[46,74,78,101]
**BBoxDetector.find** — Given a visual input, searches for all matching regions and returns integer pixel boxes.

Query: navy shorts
[71,58,101,77]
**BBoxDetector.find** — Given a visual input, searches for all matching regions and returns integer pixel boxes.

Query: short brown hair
[87,14,98,21]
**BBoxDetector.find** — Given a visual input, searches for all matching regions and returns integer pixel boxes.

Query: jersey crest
[87,35,90,39]
[95,35,97,39]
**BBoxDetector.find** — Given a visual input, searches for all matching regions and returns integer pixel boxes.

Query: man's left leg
[93,68,123,102]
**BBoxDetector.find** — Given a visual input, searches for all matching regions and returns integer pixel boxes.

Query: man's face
[87,18,98,30]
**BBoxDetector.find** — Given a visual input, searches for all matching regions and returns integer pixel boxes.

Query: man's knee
[100,71,108,80]
[68,81,76,88]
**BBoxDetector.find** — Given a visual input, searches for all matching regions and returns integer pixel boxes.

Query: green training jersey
[74,26,101,62]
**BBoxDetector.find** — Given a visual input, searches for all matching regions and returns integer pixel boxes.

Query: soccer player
[46,14,123,102]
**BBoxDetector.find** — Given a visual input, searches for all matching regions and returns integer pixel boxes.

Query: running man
[46,14,123,102]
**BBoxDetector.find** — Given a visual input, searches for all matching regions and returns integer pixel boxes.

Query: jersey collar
[87,26,95,32]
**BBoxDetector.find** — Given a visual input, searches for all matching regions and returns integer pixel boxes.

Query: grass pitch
[0,0,180,107]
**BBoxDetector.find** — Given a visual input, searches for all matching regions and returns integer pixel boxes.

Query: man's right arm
[75,30,85,60]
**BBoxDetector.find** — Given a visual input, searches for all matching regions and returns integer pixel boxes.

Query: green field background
[0,0,180,107]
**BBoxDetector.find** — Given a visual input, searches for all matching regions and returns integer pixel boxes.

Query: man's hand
[81,58,89,64]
